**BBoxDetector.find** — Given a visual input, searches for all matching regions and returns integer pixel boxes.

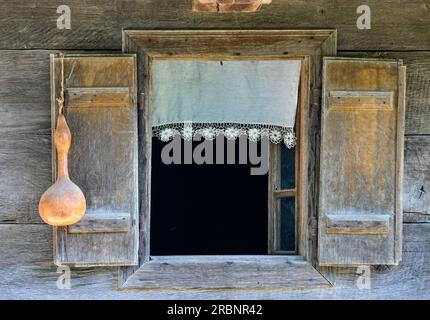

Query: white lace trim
[153,123,296,149]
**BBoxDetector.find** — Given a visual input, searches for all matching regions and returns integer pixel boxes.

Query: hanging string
[56,52,65,115]
[57,53,70,248]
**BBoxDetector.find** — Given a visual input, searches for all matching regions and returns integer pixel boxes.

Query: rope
[56,52,65,115]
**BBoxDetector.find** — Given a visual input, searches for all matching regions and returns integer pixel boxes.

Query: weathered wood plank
[121,30,335,285]
[0,224,119,299]
[0,50,51,134]
[324,214,390,236]
[404,212,430,223]
[0,1,429,51]
[403,136,430,219]
[340,51,430,135]
[51,54,139,267]
[66,87,130,108]
[0,51,53,223]
[121,256,331,290]
[319,58,404,266]
[0,50,429,222]
[192,0,272,12]
[0,133,51,224]
[67,210,130,234]
[0,223,428,299]
[319,223,430,299]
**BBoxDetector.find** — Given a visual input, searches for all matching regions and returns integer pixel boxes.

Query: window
[148,57,304,258]
[119,30,330,290]
[52,30,339,291]
[150,130,300,257]
[125,53,313,290]
[50,30,404,291]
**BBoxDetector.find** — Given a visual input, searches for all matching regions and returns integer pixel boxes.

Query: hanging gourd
[39,53,86,226]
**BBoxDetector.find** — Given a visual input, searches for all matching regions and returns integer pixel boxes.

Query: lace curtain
[151,60,302,148]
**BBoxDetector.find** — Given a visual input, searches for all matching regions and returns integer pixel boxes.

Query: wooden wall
[0,0,429,299]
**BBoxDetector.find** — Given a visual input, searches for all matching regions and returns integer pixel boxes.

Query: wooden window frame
[119,30,337,290]
[268,62,306,255]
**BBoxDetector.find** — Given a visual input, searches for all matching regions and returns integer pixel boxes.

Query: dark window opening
[150,137,268,255]
[280,144,296,252]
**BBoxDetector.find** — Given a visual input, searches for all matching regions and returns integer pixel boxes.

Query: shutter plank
[51,54,138,267]
[325,214,390,236]
[319,58,405,266]
[67,210,130,234]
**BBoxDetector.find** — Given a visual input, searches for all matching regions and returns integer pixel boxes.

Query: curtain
[151,59,301,148]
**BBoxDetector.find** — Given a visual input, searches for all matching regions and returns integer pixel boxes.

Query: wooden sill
[119,255,332,291]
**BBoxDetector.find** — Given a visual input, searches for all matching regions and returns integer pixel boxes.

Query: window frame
[149,55,307,258]
[268,62,306,254]
[119,29,336,290]
[148,55,306,257]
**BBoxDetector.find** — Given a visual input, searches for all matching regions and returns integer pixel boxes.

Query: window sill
[119,255,332,291]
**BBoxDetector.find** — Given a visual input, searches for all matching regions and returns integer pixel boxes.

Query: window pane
[280,197,295,251]
[280,143,295,190]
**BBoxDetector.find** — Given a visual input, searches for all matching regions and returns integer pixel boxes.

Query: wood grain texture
[0,50,428,294]
[328,91,394,111]
[67,210,130,234]
[124,30,337,84]
[395,65,406,264]
[120,30,335,287]
[0,50,51,134]
[121,256,331,290]
[0,223,428,299]
[0,1,429,51]
[0,224,118,299]
[403,136,430,219]
[268,57,308,256]
[66,87,130,109]
[325,214,390,236]
[319,58,404,266]
[319,223,430,299]
[340,51,430,135]
[0,50,427,225]
[404,212,430,223]
[0,50,53,224]
[0,0,427,297]
[0,133,51,224]
[51,54,139,267]
[192,0,271,12]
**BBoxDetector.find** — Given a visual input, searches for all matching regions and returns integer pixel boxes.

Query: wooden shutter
[319,57,406,266]
[50,54,138,266]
